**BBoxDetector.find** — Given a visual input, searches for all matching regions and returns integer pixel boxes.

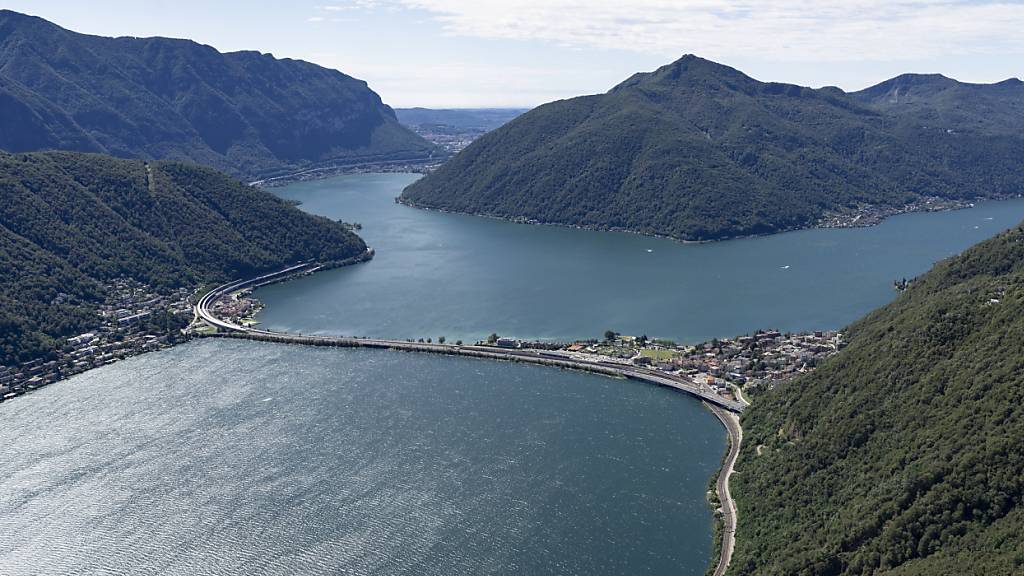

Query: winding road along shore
[194,260,745,574]
[708,405,743,576]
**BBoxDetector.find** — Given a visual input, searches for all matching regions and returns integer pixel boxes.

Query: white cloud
[380,1,1024,62]
[306,54,593,106]
[318,1,384,12]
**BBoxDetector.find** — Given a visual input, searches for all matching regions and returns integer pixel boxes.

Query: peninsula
[401,55,1024,242]
[0,151,368,388]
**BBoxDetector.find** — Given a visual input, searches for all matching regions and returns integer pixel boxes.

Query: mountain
[396,108,529,131]
[401,55,1024,241]
[0,151,368,366]
[729,223,1024,574]
[853,73,1024,135]
[0,10,438,180]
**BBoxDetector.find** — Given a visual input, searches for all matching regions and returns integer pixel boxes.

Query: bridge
[194,261,746,575]
[195,260,745,413]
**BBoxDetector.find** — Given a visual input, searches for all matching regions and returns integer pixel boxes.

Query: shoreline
[4,255,746,575]
[193,263,747,574]
[397,194,1020,245]
[0,250,375,405]
[707,404,743,576]
[249,158,442,189]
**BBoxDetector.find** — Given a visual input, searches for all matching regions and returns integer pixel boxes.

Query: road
[708,404,742,576]
[196,266,744,412]
[195,263,746,574]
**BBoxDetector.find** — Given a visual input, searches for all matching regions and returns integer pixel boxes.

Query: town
[3,279,842,405]
[205,288,842,404]
[0,280,193,402]
[489,329,843,400]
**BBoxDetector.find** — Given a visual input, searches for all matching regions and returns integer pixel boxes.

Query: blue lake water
[258,173,1024,344]
[4,172,1024,575]
[0,340,723,576]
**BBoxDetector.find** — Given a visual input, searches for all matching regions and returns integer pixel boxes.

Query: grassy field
[639,348,678,361]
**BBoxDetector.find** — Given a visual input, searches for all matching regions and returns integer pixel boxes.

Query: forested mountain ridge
[401,55,1024,241]
[729,222,1024,575]
[0,151,368,366]
[0,10,437,180]
[852,73,1024,135]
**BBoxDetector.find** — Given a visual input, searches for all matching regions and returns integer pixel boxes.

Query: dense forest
[0,151,368,366]
[0,10,438,181]
[729,222,1024,574]
[402,55,1024,241]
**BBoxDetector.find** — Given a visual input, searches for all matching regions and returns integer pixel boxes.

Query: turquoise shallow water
[257,173,1024,344]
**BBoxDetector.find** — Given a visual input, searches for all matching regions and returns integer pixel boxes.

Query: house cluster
[207,289,262,327]
[408,125,485,154]
[663,330,842,392]
[0,280,193,402]
[818,196,971,230]
[510,329,842,395]
[485,328,841,397]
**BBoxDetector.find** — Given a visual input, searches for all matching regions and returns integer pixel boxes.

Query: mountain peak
[0,9,51,35]
[611,54,754,93]
[854,72,1024,107]
[854,73,960,104]
[0,11,436,179]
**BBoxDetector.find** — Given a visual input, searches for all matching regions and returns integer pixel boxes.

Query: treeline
[728,222,1024,575]
[0,151,367,366]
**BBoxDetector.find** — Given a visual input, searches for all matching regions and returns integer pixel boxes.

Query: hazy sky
[6,1,1024,108]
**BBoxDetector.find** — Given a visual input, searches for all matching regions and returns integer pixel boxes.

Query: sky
[5,1,1024,108]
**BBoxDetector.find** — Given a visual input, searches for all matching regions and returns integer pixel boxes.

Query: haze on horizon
[7,0,1024,108]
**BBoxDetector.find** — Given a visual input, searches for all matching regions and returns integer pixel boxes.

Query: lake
[4,172,1024,576]
[0,340,723,576]
[258,173,1024,344]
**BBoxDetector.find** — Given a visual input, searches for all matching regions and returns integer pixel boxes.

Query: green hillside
[0,151,368,366]
[729,222,1024,574]
[0,10,438,180]
[402,55,1024,241]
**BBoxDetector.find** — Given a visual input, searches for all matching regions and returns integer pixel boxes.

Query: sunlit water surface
[5,173,1024,575]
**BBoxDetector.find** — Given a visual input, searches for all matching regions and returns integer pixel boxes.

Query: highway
[195,263,745,575]
[196,270,745,413]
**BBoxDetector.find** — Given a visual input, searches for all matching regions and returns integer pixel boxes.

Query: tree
[604,330,618,342]
[438,336,446,344]
[487,333,499,344]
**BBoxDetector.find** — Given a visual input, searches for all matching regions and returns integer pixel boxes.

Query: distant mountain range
[0,10,438,180]
[731,218,1024,575]
[402,55,1024,241]
[0,151,367,366]
[396,108,528,131]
